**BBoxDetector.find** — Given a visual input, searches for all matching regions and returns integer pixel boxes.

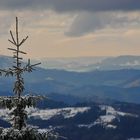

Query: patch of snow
[26,107,90,120]
[0,109,11,121]
[0,107,90,121]
[78,122,117,129]
[94,105,138,129]
[106,124,117,129]
[94,115,116,124]
[78,123,94,129]
[100,105,138,117]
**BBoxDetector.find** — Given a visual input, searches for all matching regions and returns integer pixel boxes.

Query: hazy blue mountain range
[1,55,140,104]
[1,54,140,71]
[35,55,140,71]
[35,56,106,72]
[0,55,13,68]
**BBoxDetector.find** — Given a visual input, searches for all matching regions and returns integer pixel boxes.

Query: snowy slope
[77,105,138,129]
[27,107,90,120]
[0,107,90,121]
[0,105,138,130]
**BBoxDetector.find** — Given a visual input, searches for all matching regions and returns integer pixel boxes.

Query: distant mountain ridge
[0,55,13,68]
[35,55,140,71]
[1,55,140,104]
[1,55,140,71]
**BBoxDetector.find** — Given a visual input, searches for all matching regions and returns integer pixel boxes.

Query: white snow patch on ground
[100,105,138,117]
[0,105,138,131]
[0,107,90,121]
[78,123,94,129]
[0,109,9,118]
[94,115,116,125]
[26,107,90,120]
[78,122,117,129]
[94,105,138,129]
[106,124,117,129]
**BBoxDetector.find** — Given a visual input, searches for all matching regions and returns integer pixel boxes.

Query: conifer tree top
[0,17,62,140]
[0,17,41,130]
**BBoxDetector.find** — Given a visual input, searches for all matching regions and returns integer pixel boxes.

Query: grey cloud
[65,12,140,37]
[0,0,140,12]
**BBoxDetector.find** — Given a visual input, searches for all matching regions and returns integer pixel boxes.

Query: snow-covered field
[78,105,138,129]
[0,105,138,130]
[94,105,138,128]
[0,107,90,121]
[27,107,90,120]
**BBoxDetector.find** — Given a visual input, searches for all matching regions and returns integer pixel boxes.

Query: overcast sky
[0,0,140,58]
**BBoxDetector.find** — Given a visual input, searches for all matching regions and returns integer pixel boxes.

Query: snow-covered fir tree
[0,17,60,140]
